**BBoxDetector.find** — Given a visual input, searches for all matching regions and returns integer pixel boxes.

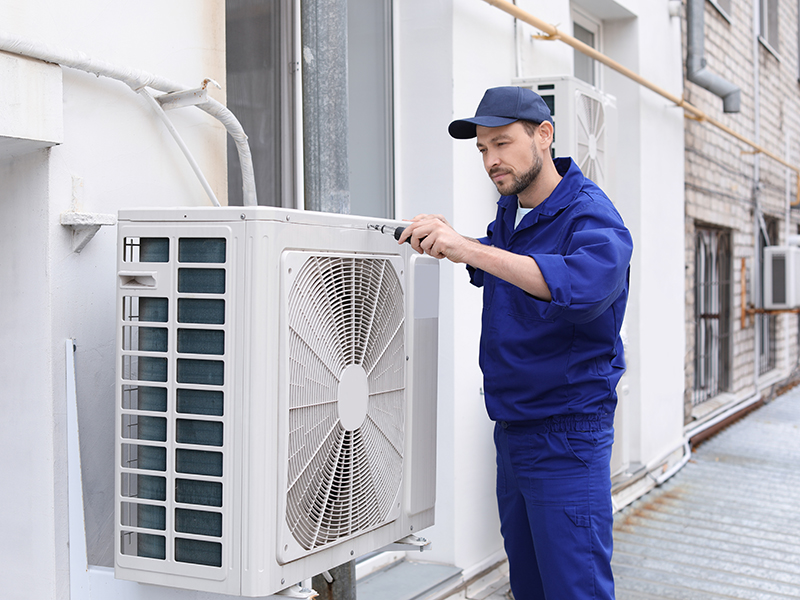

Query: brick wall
[683,0,800,424]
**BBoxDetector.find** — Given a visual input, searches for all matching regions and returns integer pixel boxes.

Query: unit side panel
[405,255,439,522]
[114,222,243,594]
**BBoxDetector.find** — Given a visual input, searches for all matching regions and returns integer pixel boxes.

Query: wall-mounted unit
[764,245,800,309]
[513,76,617,200]
[115,206,439,596]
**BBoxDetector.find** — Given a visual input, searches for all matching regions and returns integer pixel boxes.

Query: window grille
[119,235,229,570]
[693,227,732,405]
[759,0,779,52]
[759,219,778,374]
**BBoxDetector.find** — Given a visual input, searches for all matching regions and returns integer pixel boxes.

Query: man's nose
[484,150,500,170]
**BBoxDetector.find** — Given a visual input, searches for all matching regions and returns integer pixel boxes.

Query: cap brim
[448,116,519,139]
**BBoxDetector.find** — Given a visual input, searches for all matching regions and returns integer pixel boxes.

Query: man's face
[476,121,542,197]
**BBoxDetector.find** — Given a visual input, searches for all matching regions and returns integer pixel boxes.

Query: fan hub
[337,364,369,431]
[588,133,597,159]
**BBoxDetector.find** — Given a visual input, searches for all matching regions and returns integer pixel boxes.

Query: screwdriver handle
[392,226,409,243]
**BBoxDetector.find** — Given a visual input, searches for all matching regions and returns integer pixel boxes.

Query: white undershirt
[515,201,534,229]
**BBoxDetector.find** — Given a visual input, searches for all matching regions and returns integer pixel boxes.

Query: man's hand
[398,213,552,301]
[397,214,478,263]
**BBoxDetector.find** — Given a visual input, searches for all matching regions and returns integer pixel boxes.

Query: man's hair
[519,119,554,152]
[519,119,540,137]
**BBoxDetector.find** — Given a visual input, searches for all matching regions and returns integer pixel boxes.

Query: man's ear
[537,121,555,150]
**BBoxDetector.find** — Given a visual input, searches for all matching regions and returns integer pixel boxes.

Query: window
[226,0,294,207]
[225,0,394,218]
[708,0,733,22]
[693,227,732,405]
[759,218,779,374]
[572,9,601,88]
[759,0,779,53]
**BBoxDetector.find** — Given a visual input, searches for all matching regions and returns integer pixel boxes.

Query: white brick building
[683,0,800,429]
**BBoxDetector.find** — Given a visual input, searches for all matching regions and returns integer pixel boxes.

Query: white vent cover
[283,253,405,557]
[114,207,439,597]
[575,91,606,184]
[764,246,800,309]
[513,76,617,200]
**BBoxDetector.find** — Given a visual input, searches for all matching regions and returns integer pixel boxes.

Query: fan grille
[285,255,405,550]
[575,92,606,185]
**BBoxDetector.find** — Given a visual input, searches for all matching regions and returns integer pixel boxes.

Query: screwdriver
[368,223,413,244]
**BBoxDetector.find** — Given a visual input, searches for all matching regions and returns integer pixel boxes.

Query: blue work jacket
[468,158,633,423]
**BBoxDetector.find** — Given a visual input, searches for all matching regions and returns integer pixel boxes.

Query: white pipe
[138,89,221,207]
[0,31,258,206]
[654,440,691,486]
[66,339,90,599]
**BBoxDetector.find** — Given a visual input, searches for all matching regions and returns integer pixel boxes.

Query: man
[399,86,632,600]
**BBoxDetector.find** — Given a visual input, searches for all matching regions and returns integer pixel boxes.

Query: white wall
[0,2,226,597]
[1,148,61,600]
[603,1,686,470]
[0,0,688,597]
[397,0,687,578]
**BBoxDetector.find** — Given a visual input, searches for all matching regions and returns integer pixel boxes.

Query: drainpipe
[686,0,741,113]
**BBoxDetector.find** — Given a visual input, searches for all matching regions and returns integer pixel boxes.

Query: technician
[399,86,632,600]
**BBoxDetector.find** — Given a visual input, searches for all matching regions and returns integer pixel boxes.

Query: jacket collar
[497,158,585,230]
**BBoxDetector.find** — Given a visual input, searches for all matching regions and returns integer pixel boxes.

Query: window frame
[571,7,603,90]
[758,0,780,58]
[708,0,733,23]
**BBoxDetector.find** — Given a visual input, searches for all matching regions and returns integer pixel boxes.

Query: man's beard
[490,150,542,196]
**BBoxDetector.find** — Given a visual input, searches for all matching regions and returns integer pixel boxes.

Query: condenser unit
[513,76,617,199]
[764,245,800,309]
[115,206,439,596]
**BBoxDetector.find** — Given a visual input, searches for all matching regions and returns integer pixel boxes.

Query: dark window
[693,227,732,404]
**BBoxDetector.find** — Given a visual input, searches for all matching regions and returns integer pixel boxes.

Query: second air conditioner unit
[114,206,439,596]
[513,76,617,201]
[764,245,800,309]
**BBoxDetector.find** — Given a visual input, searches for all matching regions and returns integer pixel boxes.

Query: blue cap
[448,86,554,139]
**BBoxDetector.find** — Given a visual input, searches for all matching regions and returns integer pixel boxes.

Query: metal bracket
[60,211,116,253]
[270,584,318,599]
[156,78,222,110]
[377,534,432,553]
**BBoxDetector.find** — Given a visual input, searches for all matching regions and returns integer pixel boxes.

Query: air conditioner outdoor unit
[114,206,439,596]
[513,76,617,200]
[764,245,800,309]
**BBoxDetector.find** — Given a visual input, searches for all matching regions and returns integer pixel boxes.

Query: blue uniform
[468,158,632,600]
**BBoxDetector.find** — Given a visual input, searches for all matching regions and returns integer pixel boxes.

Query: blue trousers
[494,416,615,600]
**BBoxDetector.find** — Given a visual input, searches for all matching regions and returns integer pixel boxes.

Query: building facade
[683,0,800,430]
[0,1,730,598]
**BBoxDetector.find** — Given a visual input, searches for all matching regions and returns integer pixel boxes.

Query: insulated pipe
[0,31,257,206]
[686,0,741,113]
[138,89,221,207]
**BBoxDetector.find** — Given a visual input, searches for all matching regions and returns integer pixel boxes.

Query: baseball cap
[448,86,554,139]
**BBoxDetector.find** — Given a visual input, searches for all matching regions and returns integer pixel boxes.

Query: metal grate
[575,92,606,187]
[285,255,405,551]
[118,236,229,569]
[693,228,732,405]
[758,220,778,375]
